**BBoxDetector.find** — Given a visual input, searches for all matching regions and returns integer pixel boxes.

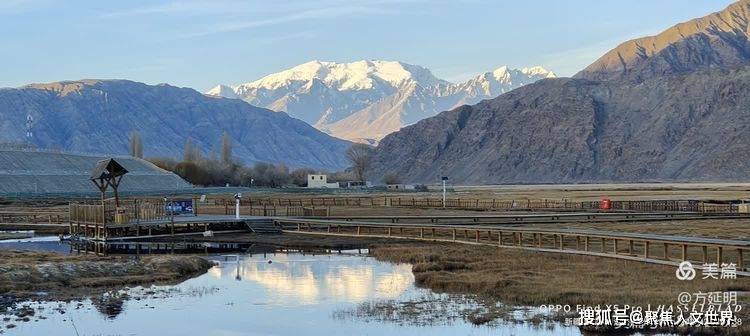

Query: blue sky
[0,0,737,91]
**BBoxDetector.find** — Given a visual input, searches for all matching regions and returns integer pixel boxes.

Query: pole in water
[234,193,242,219]
[441,176,449,208]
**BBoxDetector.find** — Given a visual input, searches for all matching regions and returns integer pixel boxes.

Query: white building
[386,184,415,191]
[306,174,339,188]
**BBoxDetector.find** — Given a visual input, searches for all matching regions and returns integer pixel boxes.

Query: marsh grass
[370,243,750,335]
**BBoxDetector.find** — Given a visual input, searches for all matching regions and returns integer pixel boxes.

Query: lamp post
[441,176,449,208]
[234,193,242,219]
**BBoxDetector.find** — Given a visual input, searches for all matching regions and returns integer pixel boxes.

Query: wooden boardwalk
[304,212,750,224]
[70,213,271,241]
[274,218,750,275]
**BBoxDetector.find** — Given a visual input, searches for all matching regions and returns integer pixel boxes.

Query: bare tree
[129,131,143,158]
[184,138,199,162]
[346,143,374,182]
[221,132,232,165]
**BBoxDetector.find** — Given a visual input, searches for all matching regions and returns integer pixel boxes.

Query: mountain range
[0,80,351,170]
[207,61,555,143]
[369,0,750,184]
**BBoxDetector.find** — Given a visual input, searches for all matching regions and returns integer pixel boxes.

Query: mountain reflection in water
[208,252,414,305]
[2,251,583,336]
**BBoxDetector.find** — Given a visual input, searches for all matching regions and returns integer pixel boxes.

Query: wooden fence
[206,196,739,213]
[197,204,328,217]
[275,218,750,273]
[0,211,67,224]
[69,199,169,226]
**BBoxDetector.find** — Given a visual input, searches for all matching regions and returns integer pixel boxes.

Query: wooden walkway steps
[246,218,282,234]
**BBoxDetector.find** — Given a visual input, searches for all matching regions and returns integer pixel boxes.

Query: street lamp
[234,193,242,219]
[441,176,449,208]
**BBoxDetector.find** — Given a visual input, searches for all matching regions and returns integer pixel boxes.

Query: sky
[0,0,737,91]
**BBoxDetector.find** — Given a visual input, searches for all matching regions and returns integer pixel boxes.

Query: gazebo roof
[90,158,128,180]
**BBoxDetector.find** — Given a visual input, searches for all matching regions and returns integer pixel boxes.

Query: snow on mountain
[206,84,238,99]
[450,66,556,106]
[207,60,555,143]
[239,60,445,92]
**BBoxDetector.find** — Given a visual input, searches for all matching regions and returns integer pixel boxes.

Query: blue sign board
[166,199,193,215]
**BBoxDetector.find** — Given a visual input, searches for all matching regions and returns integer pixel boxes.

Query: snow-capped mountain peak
[206,84,238,99]
[240,60,443,92]
[491,66,510,80]
[521,66,556,78]
[207,60,555,143]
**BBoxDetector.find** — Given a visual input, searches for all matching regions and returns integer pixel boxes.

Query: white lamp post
[441,176,449,208]
[234,193,242,219]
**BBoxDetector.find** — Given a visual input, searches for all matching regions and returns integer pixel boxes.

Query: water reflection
[1,251,584,336]
[210,253,413,305]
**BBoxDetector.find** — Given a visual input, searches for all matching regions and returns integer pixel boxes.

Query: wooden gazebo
[90,159,128,206]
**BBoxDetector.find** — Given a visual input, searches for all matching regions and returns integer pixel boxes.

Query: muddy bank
[0,250,213,300]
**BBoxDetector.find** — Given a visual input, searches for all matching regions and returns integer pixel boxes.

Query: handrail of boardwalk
[273,218,750,275]
[300,211,750,224]
[207,196,740,213]
[0,210,68,224]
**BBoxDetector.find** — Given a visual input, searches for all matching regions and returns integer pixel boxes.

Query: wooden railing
[275,218,750,274]
[197,204,328,217]
[69,203,106,225]
[70,199,169,226]
[204,196,739,213]
[0,211,67,224]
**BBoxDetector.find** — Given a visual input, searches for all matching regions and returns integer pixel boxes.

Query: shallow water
[1,251,583,336]
[0,236,70,254]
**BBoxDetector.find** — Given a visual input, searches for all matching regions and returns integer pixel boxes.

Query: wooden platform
[70,213,273,241]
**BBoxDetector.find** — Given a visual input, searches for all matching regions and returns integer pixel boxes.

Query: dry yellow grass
[524,219,750,240]
[371,242,750,334]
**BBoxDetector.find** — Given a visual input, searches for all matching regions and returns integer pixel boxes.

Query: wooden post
[584,236,589,251]
[357,226,361,235]
[717,247,723,265]
[702,246,708,263]
[387,227,392,236]
[613,239,618,254]
[452,229,456,241]
[739,249,744,271]
[681,244,687,261]
[475,230,479,243]
[629,240,634,255]
[558,235,563,250]
[664,244,669,260]
[644,241,650,259]
[419,228,424,238]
